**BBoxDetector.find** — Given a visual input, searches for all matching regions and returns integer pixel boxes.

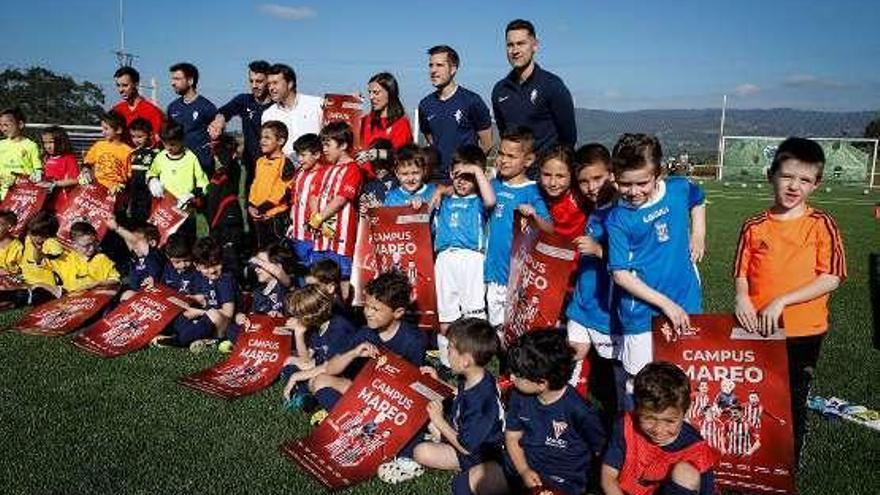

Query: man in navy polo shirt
[167,62,217,174]
[418,45,493,180]
[492,19,576,158]
[208,60,274,189]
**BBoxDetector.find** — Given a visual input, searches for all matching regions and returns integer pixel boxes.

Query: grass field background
[0,182,878,495]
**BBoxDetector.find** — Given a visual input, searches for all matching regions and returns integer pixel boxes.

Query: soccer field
[0,182,878,495]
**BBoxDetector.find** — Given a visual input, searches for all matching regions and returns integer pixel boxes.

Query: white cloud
[734,83,761,96]
[258,4,316,20]
[783,74,846,89]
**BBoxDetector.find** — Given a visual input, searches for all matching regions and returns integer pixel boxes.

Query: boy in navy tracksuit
[159,234,198,295]
[482,330,606,495]
[153,237,236,350]
[309,271,426,411]
[377,318,504,489]
[280,284,358,410]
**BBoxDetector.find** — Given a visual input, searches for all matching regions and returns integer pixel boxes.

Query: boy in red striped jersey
[287,133,327,280]
[733,137,846,466]
[308,121,363,301]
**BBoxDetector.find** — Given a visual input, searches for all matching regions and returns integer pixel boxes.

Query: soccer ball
[756,184,762,189]
[741,183,748,188]
[723,182,730,187]
[825,187,831,193]
[863,189,870,195]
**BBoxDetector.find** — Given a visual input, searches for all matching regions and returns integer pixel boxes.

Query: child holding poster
[478,330,605,495]
[106,218,164,301]
[484,127,552,327]
[152,237,235,350]
[219,243,293,352]
[732,137,846,464]
[378,318,503,490]
[601,362,717,495]
[309,121,363,301]
[147,123,209,242]
[565,143,616,401]
[605,133,705,378]
[0,212,63,307]
[49,222,121,293]
[538,144,586,239]
[383,144,436,207]
[38,125,80,212]
[310,271,425,413]
[0,107,41,199]
[433,145,495,336]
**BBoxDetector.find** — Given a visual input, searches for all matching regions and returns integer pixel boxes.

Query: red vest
[618,413,718,495]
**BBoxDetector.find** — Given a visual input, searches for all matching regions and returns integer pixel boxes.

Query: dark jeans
[787,333,825,465]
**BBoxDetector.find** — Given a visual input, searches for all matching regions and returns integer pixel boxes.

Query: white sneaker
[377,457,423,484]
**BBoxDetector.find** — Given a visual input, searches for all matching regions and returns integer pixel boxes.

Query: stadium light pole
[717,94,728,180]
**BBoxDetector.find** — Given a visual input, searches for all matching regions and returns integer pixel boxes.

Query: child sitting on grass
[50,222,120,293]
[219,243,293,353]
[601,362,717,495]
[280,284,357,410]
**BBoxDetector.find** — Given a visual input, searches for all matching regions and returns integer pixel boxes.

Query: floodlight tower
[113,0,137,67]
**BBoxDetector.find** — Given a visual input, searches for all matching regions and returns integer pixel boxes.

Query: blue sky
[3,0,879,113]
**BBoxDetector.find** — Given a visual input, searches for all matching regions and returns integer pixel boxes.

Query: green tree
[0,67,105,125]
[866,116,880,139]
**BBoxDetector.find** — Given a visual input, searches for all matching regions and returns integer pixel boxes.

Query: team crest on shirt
[655,221,669,242]
[192,110,199,121]
[454,109,464,124]
[530,89,538,104]
[545,420,569,448]
[247,107,255,121]
[552,420,568,439]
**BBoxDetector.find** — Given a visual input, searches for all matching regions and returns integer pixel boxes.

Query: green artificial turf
[0,182,878,494]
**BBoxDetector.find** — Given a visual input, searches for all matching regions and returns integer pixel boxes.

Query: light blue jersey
[484,178,550,284]
[606,177,705,334]
[384,183,437,207]
[433,194,488,253]
[565,205,613,333]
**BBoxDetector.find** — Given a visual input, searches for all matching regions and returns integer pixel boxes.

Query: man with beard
[167,62,217,174]
[417,45,492,180]
[112,66,164,143]
[492,19,576,160]
[260,63,322,159]
[208,60,273,190]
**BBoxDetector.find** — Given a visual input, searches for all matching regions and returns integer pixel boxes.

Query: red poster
[0,273,25,291]
[323,93,363,150]
[350,218,374,306]
[367,205,439,330]
[177,314,291,400]
[0,179,48,236]
[14,288,117,337]
[653,314,796,495]
[148,193,188,246]
[503,212,578,346]
[72,284,188,357]
[282,351,452,490]
[57,184,115,247]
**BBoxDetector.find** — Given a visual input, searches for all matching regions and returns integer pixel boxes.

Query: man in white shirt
[261,63,323,158]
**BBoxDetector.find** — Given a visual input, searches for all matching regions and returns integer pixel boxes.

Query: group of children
[0,101,846,494]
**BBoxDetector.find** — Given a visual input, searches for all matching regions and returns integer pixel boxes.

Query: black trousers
[787,333,825,464]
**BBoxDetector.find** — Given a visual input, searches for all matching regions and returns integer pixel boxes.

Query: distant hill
[576,108,879,158]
